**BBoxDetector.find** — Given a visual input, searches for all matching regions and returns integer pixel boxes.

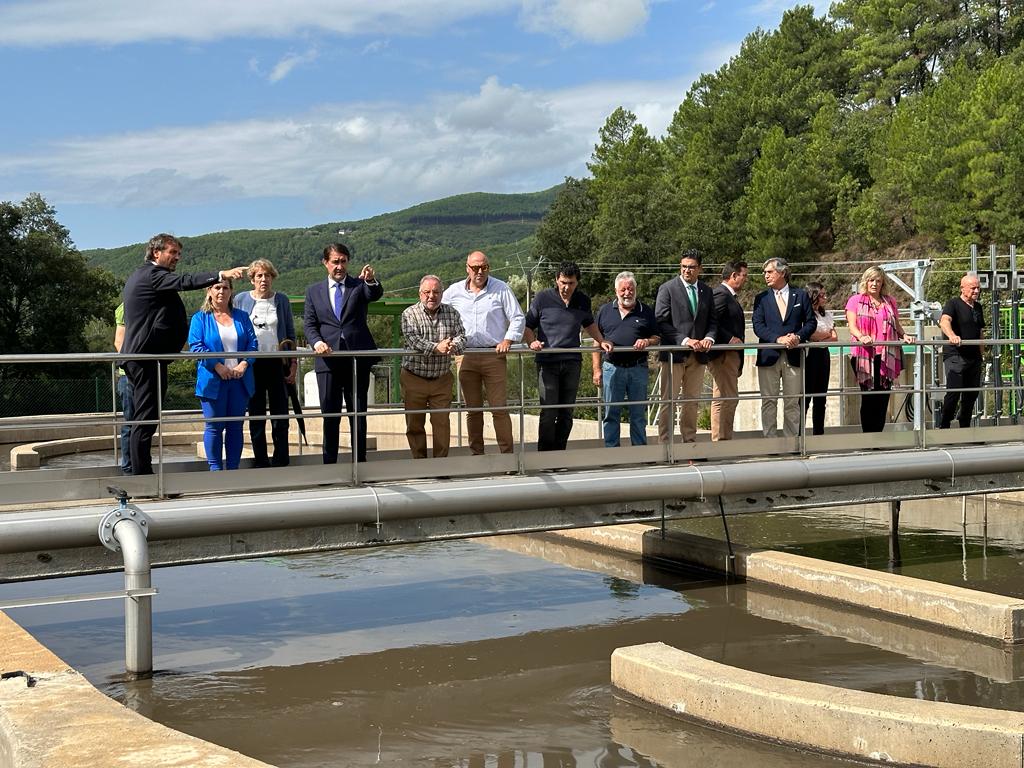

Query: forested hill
[534,3,1024,304]
[84,187,560,299]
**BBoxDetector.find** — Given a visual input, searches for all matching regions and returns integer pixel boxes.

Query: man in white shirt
[442,251,525,454]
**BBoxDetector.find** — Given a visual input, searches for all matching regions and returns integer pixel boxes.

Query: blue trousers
[200,379,249,470]
[602,362,649,447]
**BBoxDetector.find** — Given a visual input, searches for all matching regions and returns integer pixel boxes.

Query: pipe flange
[98,505,152,553]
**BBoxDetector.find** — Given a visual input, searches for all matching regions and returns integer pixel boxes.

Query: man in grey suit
[304,243,383,463]
[708,260,748,441]
[655,249,718,443]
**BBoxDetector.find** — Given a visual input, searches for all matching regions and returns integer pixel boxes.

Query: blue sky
[0,0,822,249]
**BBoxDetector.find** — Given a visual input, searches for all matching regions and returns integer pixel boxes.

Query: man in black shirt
[938,273,985,429]
[591,271,660,447]
[524,262,612,451]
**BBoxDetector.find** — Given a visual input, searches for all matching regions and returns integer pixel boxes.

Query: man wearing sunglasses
[442,251,524,455]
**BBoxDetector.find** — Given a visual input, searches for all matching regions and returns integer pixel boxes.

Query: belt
[610,360,647,369]
[403,368,448,381]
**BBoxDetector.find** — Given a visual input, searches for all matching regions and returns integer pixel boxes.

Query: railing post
[798,345,807,456]
[111,361,120,469]
[518,349,526,475]
[351,354,359,486]
[667,358,675,465]
[156,361,164,498]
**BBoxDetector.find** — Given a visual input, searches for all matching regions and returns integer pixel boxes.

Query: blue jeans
[602,362,649,447]
[117,374,134,473]
[200,379,249,470]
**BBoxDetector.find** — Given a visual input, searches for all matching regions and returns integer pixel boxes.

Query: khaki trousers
[658,357,705,443]
[400,368,454,459]
[456,354,513,454]
[757,356,803,437]
[708,351,741,441]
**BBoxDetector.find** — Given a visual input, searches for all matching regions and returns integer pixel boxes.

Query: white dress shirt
[442,276,525,348]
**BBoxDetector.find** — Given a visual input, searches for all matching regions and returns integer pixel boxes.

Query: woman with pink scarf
[845,267,915,432]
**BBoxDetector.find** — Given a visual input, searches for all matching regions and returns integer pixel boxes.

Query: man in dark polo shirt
[939,272,985,429]
[591,271,659,447]
[524,261,613,451]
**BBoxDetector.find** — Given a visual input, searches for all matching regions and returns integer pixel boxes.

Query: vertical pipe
[912,262,926,436]
[990,244,1002,425]
[1010,245,1020,423]
[112,519,152,678]
[888,499,901,571]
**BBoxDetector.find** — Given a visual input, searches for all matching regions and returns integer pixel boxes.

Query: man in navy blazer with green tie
[655,249,718,443]
[303,243,383,463]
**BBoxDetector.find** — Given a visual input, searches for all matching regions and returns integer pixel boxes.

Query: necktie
[333,282,345,320]
[775,290,787,318]
[687,283,697,314]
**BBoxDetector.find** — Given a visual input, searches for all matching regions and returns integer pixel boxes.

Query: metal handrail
[0,338,1010,467]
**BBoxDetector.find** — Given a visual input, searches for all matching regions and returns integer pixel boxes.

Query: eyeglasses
[468,265,489,272]
[680,264,699,271]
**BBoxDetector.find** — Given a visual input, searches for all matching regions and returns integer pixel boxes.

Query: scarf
[849,294,903,388]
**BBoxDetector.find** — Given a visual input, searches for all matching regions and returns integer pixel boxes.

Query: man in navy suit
[655,249,718,443]
[751,257,816,437]
[304,243,383,463]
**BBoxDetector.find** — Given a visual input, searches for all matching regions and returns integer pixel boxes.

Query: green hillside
[85,186,560,300]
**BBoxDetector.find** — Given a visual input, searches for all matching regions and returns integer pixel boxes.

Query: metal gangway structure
[3,332,1024,677]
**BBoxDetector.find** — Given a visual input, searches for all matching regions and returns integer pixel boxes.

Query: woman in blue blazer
[188,279,258,470]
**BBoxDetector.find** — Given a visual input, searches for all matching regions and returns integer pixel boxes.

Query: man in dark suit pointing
[121,233,246,475]
[708,260,748,441]
[655,249,718,444]
[304,243,383,463]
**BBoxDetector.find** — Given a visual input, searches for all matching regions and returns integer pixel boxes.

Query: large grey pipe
[112,518,152,677]
[0,445,1018,556]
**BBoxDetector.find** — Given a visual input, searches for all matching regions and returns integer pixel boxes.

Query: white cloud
[446,76,555,134]
[745,0,828,15]
[0,76,688,214]
[269,48,318,83]
[361,39,389,55]
[520,0,651,43]
[0,0,650,46]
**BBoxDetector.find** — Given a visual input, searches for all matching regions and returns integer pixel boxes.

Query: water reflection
[670,498,1024,599]
[10,510,1024,766]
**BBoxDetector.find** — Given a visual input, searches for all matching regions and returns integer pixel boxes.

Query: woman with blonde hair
[844,266,915,432]
[189,279,258,470]
[233,259,296,467]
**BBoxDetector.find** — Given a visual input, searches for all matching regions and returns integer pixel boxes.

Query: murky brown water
[8,515,1024,768]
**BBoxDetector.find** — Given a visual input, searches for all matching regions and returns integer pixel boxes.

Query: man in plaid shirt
[400,275,467,458]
